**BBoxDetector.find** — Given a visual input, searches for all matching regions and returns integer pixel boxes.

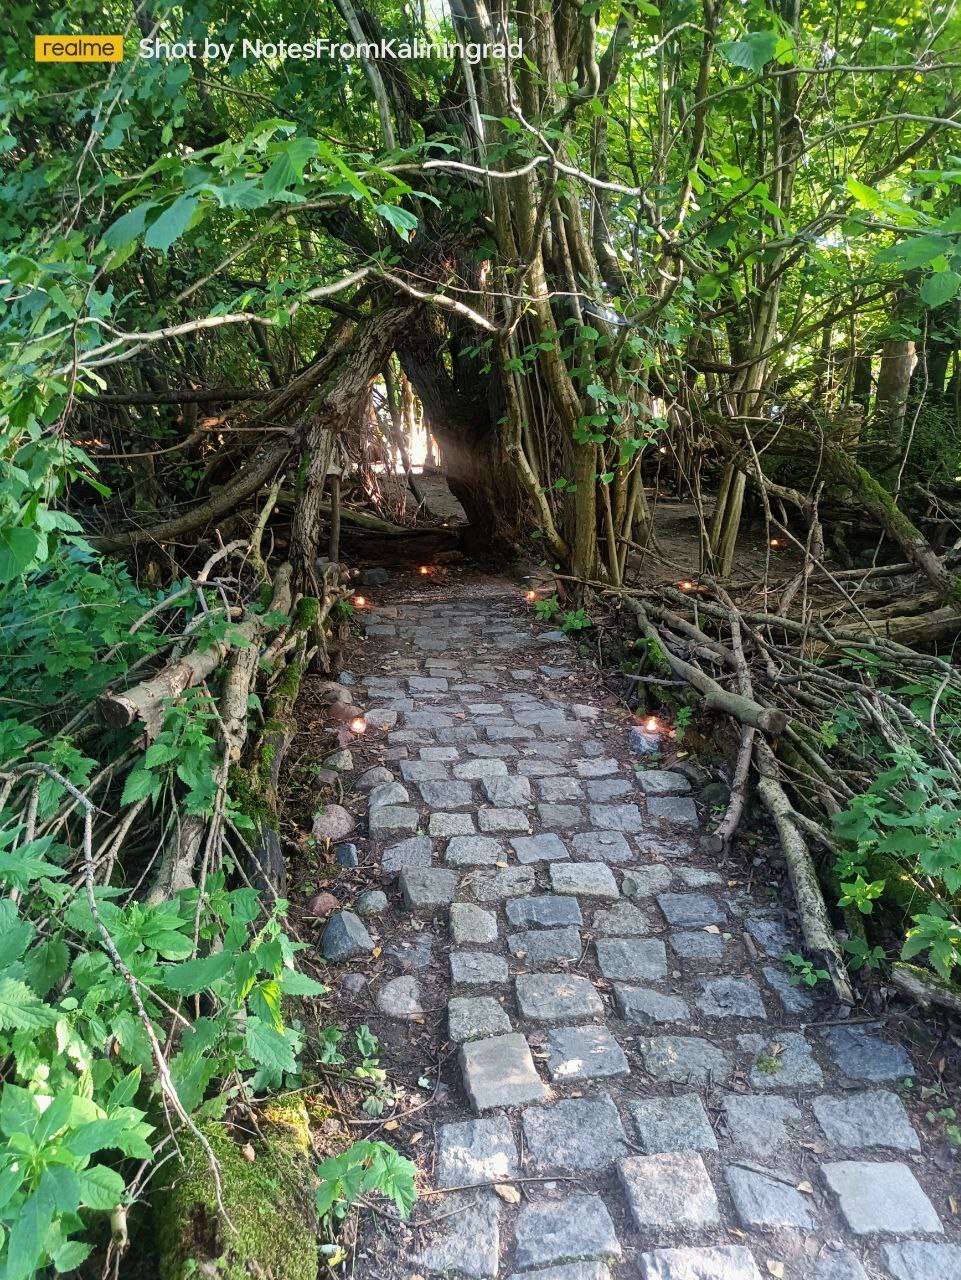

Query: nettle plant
[832,746,961,981]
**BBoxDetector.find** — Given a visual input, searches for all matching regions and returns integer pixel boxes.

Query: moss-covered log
[154,1100,318,1280]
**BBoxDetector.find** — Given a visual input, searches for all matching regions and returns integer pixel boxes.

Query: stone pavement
[331,580,960,1280]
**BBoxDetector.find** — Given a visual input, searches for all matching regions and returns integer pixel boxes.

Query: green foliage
[782,951,830,988]
[314,1140,417,1223]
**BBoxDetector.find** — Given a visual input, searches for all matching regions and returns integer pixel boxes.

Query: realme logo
[35,35,124,62]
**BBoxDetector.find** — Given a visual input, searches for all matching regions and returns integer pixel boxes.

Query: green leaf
[162,949,235,995]
[76,1163,125,1210]
[0,976,58,1030]
[920,270,961,308]
[375,203,419,241]
[721,30,782,72]
[280,969,328,997]
[100,204,150,251]
[143,195,200,253]
[121,768,157,807]
[0,526,40,585]
[244,1016,297,1074]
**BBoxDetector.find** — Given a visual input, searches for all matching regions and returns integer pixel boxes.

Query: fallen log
[889,962,961,1017]
[100,565,293,738]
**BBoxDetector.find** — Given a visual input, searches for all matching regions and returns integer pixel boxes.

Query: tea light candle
[349,716,367,734]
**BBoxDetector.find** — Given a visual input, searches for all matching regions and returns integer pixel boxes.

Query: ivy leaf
[920,270,961,308]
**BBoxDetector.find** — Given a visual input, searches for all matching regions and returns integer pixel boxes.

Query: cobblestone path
[328,579,959,1280]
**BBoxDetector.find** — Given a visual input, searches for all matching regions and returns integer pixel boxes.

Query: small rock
[375,976,422,1019]
[312,805,355,842]
[367,780,410,809]
[306,891,339,917]
[324,749,354,772]
[360,567,389,585]
[340,972,366,995]
[385,935,433,972]
[355,889,388,916]
[355,765,395,792]
[321,911,374,960]
[335,842,359,868]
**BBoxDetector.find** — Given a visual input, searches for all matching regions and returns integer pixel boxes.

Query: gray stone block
[744,916,795,956]
[550,862,619,898]
[812,1090,920,1151]
[449,996,511,1043]
[420,780,473,809]
[355,888,387,915]
[446,835,503,866]
[586,779,633,801]
[507,1266,611,1280]
[597,937,667,982]
[516,972,604,1022]
[696,976,766,1019]
[544,1024,629,1082]
[512,833,570,864]
[468,864,536,902]
[634,770,691,795]
[382,835,432,874]
[399,866,457,909]
[538,776,586,802]
[821,1025,914,1081]
[507,894,583,928]
[451,950,509,985]
[588,803,645,832]
[355,765,394,791]
[647,795,699,826]
[436,1116,517,1188]
[721,1095,800,1155]
[460,1034,547,1112]
[725,1165,813,1227]
[478,807,529,833]
[593,902,650,935]
[451,757,505,784]
[618,1152,719,1228]
[670,930,727,959]
[537,803,583,829]
[762,963,815,1013]
[514,1194,621,1269]
[415,1189,500,1280]
[509,926,582,965]
[658,892,726,927]
[637,1247,762,1280]
[368,805,419,838]
[814,1249,871,1280]
[675,866,722,887]
[576,757,620,777]
[614,983,690,1024]
[883,1242,961,1280]
[399,759,449,783]
[822,1160,942,1234]
[628,1094,717,1153]
[621,865,674,896]
[639,1035,731,1083]
[740,1031,824,1089]
[385,935,432,972]
[522,1095,628,1170]
[451,902,499,945]
[321,911,375,960]
[571,830,633,862]
[429,811,475,836]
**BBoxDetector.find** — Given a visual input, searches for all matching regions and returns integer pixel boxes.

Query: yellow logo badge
[35,35,124,62]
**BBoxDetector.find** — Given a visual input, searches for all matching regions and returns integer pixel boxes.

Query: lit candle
[353,595,367,607]
[419,565,430,575]
[769,538,781,548]
[349,716,367,734]
[630,715,662,756]
[525,590,537,602]
[679,580,694,592]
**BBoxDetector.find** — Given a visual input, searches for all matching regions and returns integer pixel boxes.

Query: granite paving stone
[399,866,457,909]
[614,983,690,1024]
[451,950,510,985]
[646,795,699,825]
[450,902,499,945]
[508,925,582,965]
[821,1025,914,1081]
[446,834,503,866]
[740,1031,824,1088]
[436,1116,518,1187]
[512,833,570,863]
[550,862,619,898]
[637,1247,763,1280]
[420,780,473,808]
[478,807,529,832]
[588,803,645,832]
[544,1024,629,1081]
[882,1242,961,1280]
[658,892,727,927]
[516,972,604,1021]
[821,1160,942,1234]
[618,1152,720,1228]
[521,1095,628,1170]
[483,776,533,807]
[721,1095,800,1155]
[428,811,476,836]
[469,865,536,901]
[696,975,767,1018]
[415,1190,500,1280]
[725,1165,813,1228]
[537,803,583,829]
[639,1035,732,1083]
[621,865,674,896]
[634,770,691,795]
[812,1090,920,1151]
[513,1194,621,1269]
[597,937,668,982]
[506,894,583,928]
[628,1094,717,1153]
[460,1033,548,1111]
[382,835,433,874]
[571,830,633,862]
[592,901,650,935]
[669,930,728,959]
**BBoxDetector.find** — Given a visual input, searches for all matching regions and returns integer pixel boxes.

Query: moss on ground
[154,1100,317,1280]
